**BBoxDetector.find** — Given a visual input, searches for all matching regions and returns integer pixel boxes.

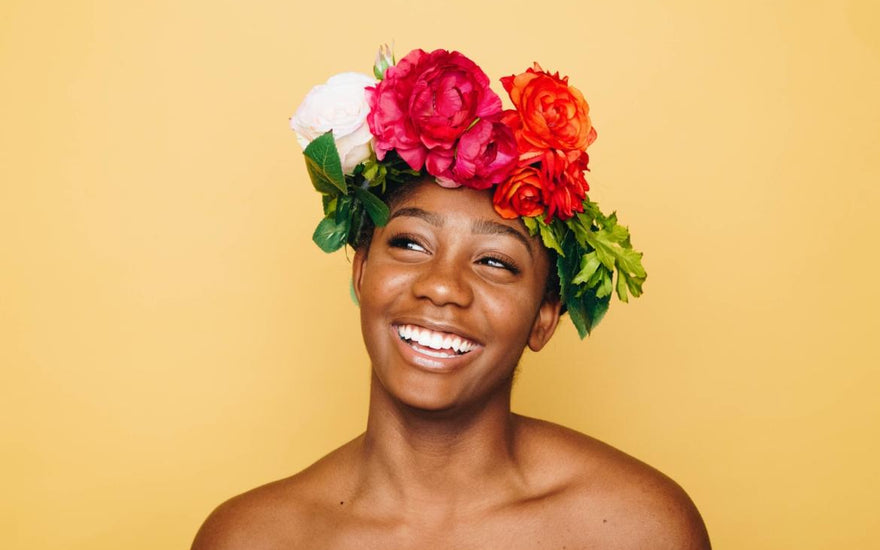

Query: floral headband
[290,45,645,338]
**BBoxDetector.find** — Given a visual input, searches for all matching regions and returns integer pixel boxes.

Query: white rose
[290,72,377,174]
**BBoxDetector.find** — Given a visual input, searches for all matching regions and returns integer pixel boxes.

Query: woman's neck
[354,373,526,514]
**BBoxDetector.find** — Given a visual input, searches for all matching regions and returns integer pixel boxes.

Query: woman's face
[352,179,561,412]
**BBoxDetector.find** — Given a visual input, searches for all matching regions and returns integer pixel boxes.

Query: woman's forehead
[388,181,543,255]
[391,180,510,225]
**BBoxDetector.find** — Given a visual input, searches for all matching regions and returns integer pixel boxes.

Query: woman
[193,47,710,549]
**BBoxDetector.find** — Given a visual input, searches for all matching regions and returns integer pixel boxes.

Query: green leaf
[522,216,538,236]
[354,187,390,227]
[616,271,630,303]
[362,160,379,183]
[537,218,565,256]
[322,195,337,217]
[312,215,349,253]
[335,194,353,224]
[617,248,647,278]
[566,296,590,339]
[371,164,388,192]
[303,132,347,194]
[584,294,611,331]
[305,163,340,196]
[605,222,629,242]
[569,214,594,247]
[572,251,601,286]
[585,264,608,290]
[595,270,613,299]
[565,292,610,338]
[556,232,580,303]
[347,200,365,248]
[584,231,618,271]
[619,271,646,300]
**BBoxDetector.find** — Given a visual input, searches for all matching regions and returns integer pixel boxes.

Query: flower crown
[290,45,645,338]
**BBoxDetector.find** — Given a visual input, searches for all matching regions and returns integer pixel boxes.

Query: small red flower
[539,149,590,221]
[493,165,547,219]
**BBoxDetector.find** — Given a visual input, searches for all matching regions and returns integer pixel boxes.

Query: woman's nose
[410,254,474,308]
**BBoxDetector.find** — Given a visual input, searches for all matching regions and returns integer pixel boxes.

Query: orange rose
[501,64,596,155]
[493,165,547,219]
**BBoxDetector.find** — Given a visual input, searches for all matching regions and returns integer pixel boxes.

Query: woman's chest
[300,502,596,550]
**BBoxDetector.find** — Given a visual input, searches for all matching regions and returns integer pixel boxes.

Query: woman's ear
[351,247,367,304]
[528,297,562,352]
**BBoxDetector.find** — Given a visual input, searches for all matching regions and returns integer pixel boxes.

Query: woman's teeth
[396,324,476,355]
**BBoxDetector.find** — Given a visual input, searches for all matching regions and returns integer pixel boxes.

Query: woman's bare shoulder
[191,437,361,550]
[516,415,711,549]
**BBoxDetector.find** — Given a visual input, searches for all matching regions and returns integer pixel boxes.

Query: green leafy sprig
[523,203,646,338]
[304,132,419,252]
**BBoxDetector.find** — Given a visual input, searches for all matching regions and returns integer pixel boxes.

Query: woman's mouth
[395,324,478,358]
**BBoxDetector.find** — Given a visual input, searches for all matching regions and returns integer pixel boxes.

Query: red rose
[367,49,503,173]
[539,149,590,220]
[493,165,547,219]
[434,119,517,190]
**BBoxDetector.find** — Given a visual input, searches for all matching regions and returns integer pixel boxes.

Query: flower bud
[373,43,395,80]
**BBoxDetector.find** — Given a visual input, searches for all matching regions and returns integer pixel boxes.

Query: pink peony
[366,49,504,175]
[433,119,517,190]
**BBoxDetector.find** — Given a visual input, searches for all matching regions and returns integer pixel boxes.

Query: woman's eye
[388,235,427,253]
[479,256,520,274]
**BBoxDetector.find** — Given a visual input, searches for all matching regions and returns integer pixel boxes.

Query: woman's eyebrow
[388,207,444,226]
[471,219,534,259]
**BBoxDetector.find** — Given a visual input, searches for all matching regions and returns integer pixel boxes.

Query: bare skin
[192,182,710,550]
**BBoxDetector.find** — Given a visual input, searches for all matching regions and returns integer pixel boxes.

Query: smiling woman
[191,46,710,549]
[353,180,559,414]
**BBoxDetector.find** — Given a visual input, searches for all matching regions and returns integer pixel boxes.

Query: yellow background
[2,0,878,548]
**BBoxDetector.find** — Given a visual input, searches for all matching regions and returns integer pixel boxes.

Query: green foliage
[552,199,646,338]
[312,215,348,252]
[556,231,608,338]
[538,218,566,256]
[354,187,390,227]
[302,134,422,254]
[303,132,346,194]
